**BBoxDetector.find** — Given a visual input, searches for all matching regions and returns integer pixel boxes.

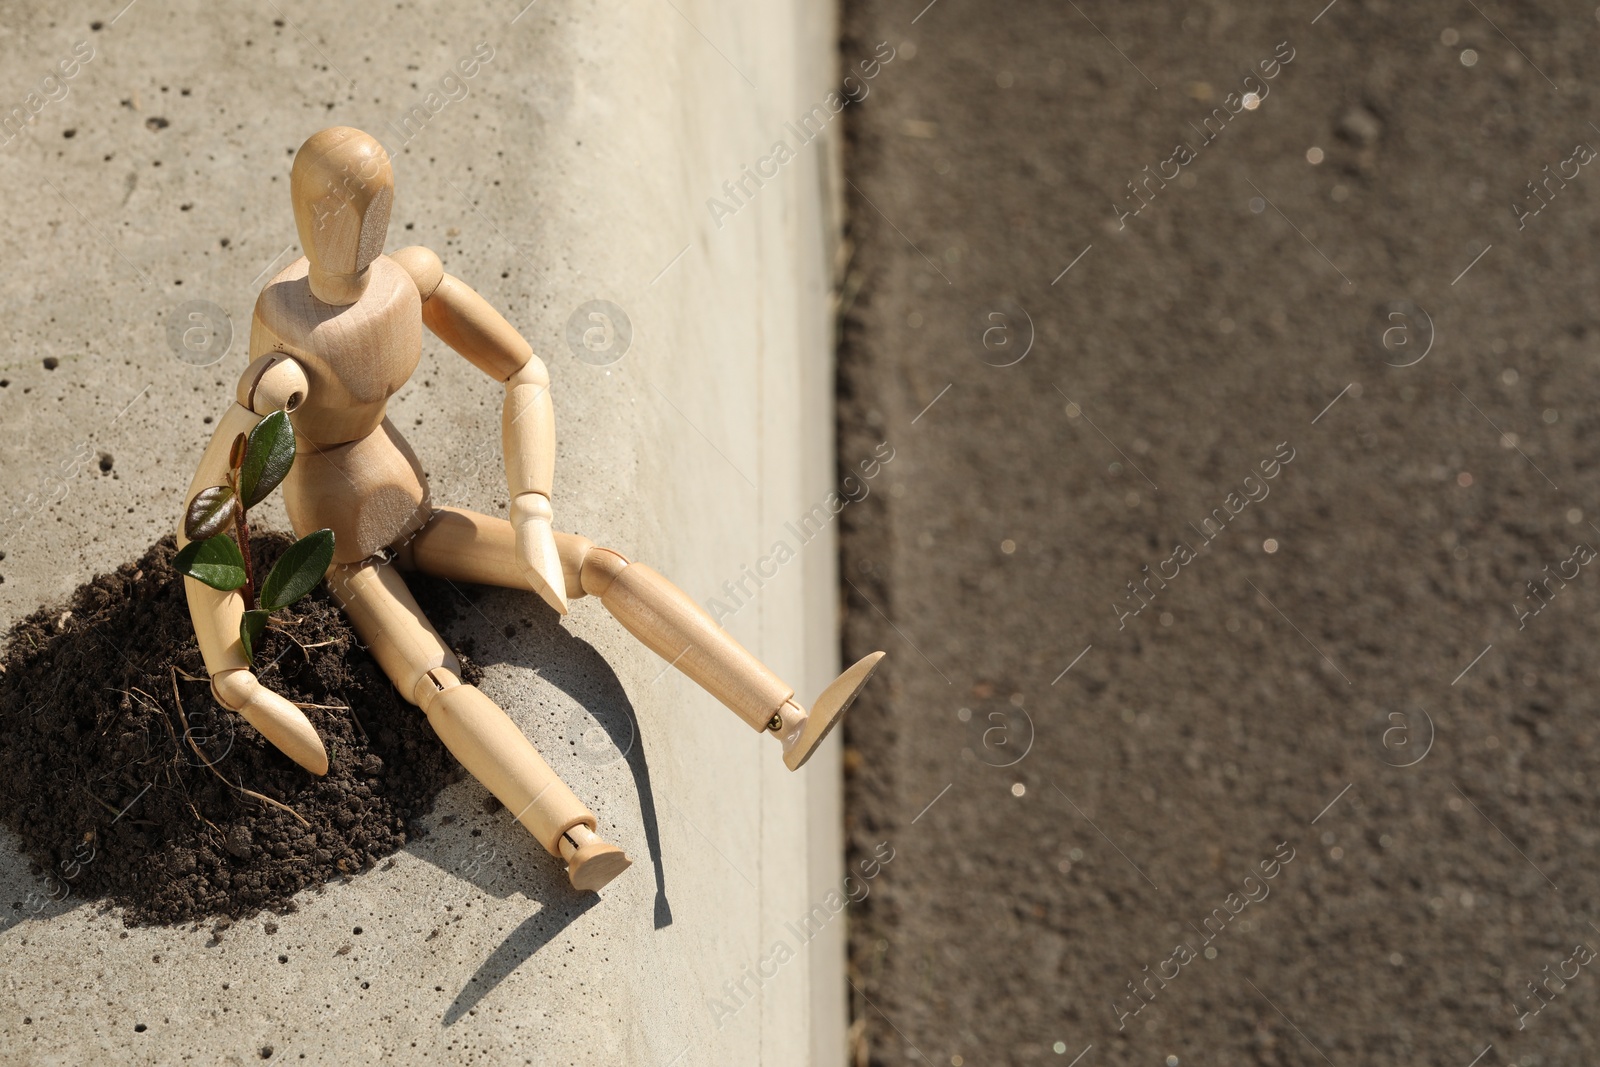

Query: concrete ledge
[0,2,845,1062]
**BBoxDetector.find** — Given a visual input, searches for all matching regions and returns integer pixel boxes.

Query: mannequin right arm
[177,354,328,775]
[178,400,259,678]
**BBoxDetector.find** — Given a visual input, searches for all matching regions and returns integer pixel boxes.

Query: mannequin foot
[559,824,632,892]
[776,651,886,771]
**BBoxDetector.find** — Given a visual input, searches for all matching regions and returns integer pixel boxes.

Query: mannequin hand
[511,492,570,615]
[211,668,329,775]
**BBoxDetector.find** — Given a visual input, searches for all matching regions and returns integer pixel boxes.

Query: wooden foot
[780,651,886,771]
[559,824,632,893]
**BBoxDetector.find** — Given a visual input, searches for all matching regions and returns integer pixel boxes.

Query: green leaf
[173,535,247,592]
[239,409,296,508]
[259,529,335,611]
[239,609,270,664]
[183,485,236,542]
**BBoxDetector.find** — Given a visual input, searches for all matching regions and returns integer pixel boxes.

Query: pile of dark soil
[0,533,476,926]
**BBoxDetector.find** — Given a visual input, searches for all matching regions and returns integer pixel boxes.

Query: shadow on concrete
[0,825,84,939]
[442,892,600,1026]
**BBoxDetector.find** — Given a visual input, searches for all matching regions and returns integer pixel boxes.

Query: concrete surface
[0,1,848,1063]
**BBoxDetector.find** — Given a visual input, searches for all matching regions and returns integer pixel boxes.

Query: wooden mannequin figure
[176,127,885,893]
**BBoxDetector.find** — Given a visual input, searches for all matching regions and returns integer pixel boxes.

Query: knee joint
[325,559,463,707]
[578,546,631,598]
[414,666,463,712]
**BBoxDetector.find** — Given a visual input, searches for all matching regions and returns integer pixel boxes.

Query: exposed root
[170,667,310,829]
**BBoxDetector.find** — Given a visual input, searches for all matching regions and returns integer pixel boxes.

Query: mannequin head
[290,127,393,305]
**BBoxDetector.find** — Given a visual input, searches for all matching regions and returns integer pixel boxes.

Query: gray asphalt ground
[838,2,1600,1065]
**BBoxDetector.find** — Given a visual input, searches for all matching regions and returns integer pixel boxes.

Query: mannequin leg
[325,554,630,891]
[400,506,885,770]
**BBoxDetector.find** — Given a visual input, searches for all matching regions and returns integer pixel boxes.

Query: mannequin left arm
[391,245,568,614]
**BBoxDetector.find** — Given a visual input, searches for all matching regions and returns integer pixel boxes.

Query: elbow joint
[505,354,549,388]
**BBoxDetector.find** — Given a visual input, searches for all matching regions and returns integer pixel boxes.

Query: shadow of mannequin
[443,893,600,1025]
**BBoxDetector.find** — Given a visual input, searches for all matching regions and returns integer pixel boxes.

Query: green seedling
[174,409,334,664]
